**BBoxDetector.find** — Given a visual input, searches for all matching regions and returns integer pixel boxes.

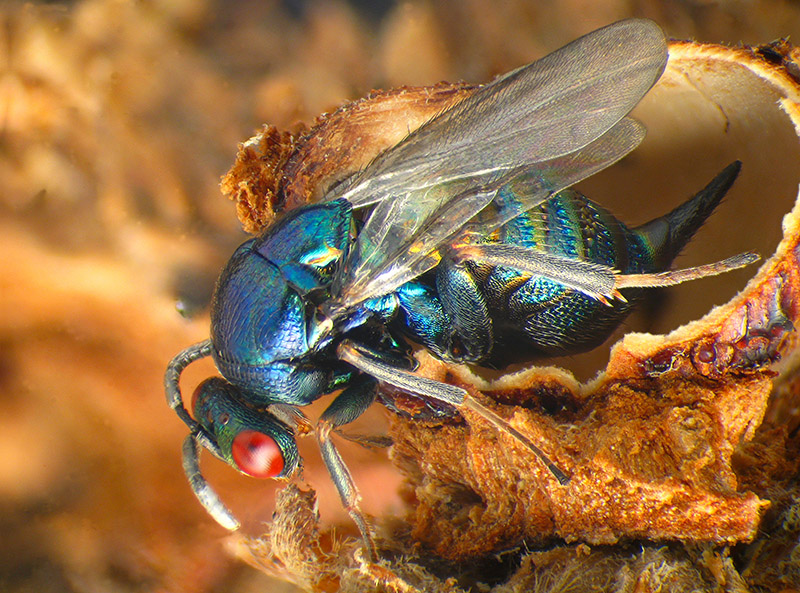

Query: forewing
[327,19,666,313]
[465,117,646,237]
[330,18,666,209]
[330,117,647,310]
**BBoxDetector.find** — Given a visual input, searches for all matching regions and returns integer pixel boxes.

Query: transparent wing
[324,19,667,315]
[462,117,646,237]
[331,118,645,310]
[329,19,666,209]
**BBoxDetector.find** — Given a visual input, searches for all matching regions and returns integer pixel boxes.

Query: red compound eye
[231,430,285,478]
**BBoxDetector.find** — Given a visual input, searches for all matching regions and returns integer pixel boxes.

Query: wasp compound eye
[232,430,285,478]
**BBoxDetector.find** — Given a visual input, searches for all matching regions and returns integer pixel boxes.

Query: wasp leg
[452,243,759,304]
[337,341,569,485]
[435,258,493,361]
[614,251,760,289]
[451,243,623,304]
[182,434,241,530]
[396,263,493,364]
[335,431,393,449]
[316,375,380,560]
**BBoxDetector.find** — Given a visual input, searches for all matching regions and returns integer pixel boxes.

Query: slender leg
[435,258,493,361]
[315,376,380,559]
[614,252,760,289]
[337,340,569,485]
[452,243,759,304]
[451,243,622,302]
[397,264,494,364]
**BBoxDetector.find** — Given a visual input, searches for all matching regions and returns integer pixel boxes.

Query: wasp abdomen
[497,163,741,359]
[396,163,742,365]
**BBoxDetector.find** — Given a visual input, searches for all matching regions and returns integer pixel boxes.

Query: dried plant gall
[213,35,800,593]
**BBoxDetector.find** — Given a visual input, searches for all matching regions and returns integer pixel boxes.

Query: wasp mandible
[166,19,757,557]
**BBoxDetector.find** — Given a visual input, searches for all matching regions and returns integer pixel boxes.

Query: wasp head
[191,377,301,479]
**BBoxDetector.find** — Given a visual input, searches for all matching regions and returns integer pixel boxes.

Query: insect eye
[231,430,285,478]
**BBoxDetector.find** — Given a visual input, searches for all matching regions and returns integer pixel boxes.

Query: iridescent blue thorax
[210,200,357,406]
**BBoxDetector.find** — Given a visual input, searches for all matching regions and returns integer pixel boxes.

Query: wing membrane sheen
[326,19,667,315]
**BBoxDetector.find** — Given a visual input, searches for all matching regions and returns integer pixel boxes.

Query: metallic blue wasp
[165,19,757,556]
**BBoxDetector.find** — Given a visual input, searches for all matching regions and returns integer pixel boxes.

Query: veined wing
[331,118,646,311]
[463,117,645,237]
[329,19,666,209]
[324,19,667,315]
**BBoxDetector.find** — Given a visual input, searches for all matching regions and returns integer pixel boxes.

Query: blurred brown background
[2,1,799,591]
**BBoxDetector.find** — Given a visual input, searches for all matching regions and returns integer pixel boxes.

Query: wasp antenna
[183,434,241,531]
[165,340,214,429]
[166,340,227,460]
